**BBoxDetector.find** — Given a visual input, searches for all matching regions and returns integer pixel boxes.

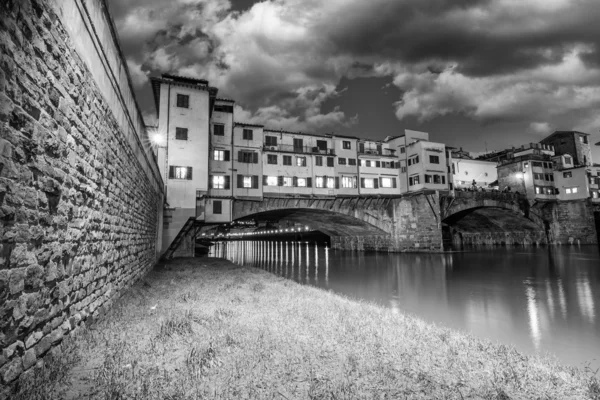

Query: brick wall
[0,0,163,393]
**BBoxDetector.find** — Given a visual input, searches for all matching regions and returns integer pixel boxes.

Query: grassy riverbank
[15,258,598,399]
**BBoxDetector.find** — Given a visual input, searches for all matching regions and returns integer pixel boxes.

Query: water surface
[209,241,600,369]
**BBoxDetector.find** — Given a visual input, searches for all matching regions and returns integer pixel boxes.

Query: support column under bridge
[232,192,444,252]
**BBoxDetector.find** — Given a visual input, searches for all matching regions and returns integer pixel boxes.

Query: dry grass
[15,257,596,399]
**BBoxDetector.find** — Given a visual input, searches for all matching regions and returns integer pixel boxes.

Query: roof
[216,98,235,103]
[150,75,218,117]
[235,122,264,128]
[541,130,590,142]
[263,128,330,138]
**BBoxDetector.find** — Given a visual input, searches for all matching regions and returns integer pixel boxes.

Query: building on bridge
[150,74,454,252]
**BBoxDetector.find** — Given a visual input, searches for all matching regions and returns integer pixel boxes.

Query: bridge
[166,190,557,256]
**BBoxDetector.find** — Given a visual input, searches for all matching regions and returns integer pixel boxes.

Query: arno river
[209,242,600,370]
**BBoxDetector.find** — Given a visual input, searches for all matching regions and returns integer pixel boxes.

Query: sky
[107,0,600,160]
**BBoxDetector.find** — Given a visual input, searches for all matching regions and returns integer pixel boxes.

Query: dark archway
[234,208,387,237]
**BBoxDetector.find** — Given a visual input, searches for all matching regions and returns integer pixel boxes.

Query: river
[209,241,600,370]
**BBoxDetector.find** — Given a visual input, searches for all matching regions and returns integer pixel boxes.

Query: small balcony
[263,144,335,156]
[358,148,397,158]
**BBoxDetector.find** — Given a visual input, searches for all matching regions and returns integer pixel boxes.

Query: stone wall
[330,193,443,252]
[538,200,598,245]
[0,0,164,393]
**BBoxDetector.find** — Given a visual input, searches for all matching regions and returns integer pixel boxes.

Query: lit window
[212,175,225,189]
[283,177,293,186]
[266,176,278,186]
[566,188,572,194]
[297,178,307,187]
[592,191,599,198]
[327,177,335,188]
[572,187,578,193]
[381,177,393,188]
[364,179,374,189]
[342,176,356,188]
[296,157,306,167]
[315,177,324,188]
[535,186,541,194]
[170,166,192,180]
[213,150,226,161]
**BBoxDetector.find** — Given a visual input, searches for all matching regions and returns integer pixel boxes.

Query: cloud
[109,0,600,136]
[126,59,149,88]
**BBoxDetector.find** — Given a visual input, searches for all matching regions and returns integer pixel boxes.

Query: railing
[358,149,397,157]
[263,144,335,156]
[451,190,525,201]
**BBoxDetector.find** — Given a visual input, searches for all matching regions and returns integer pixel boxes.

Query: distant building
[540,130,592,167]
[390,130,451,193]
[494,143,557,202]
[451,158,498,190]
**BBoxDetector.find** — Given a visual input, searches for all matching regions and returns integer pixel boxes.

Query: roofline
[235,122,264,128]
[216,98,235,103]
[150,76,217,118]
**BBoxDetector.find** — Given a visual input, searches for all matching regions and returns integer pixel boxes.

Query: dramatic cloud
[108,0,600,139]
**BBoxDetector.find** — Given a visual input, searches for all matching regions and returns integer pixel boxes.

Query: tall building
[150,74,218,251]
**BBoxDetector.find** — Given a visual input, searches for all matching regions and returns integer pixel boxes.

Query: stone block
[34,335,52,357]
[25,331,43,349]
[22,348,36,370]
[0,356,23,384]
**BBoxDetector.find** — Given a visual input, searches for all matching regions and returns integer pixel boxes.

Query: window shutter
[307,177,312,187]
[209,175,213,189]
[263,175,268,186]
[224,175,230,189]
[335,177,339,189]
[374,178,379,189]
[224,150,230,161]
[278,176,283,186]
[187,167,193,180]
[238,151,242,162]
[293,176,298,187]
[169,166,175,179]
[360,178,365,188]
[253,152,258,164]
[237,175,243,188]
[392,178,397,188]
[251,175,258,188]
[379,177,382,187]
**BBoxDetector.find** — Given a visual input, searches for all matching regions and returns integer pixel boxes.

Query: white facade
[452,159,498,189]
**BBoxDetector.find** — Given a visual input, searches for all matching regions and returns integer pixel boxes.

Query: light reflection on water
[209,241,600,369]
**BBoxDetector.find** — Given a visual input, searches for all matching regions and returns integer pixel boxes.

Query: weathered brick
[34,335,52,357]
[22,348,36,370]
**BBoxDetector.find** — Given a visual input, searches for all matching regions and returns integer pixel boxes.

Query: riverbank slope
[12,258,597,399]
